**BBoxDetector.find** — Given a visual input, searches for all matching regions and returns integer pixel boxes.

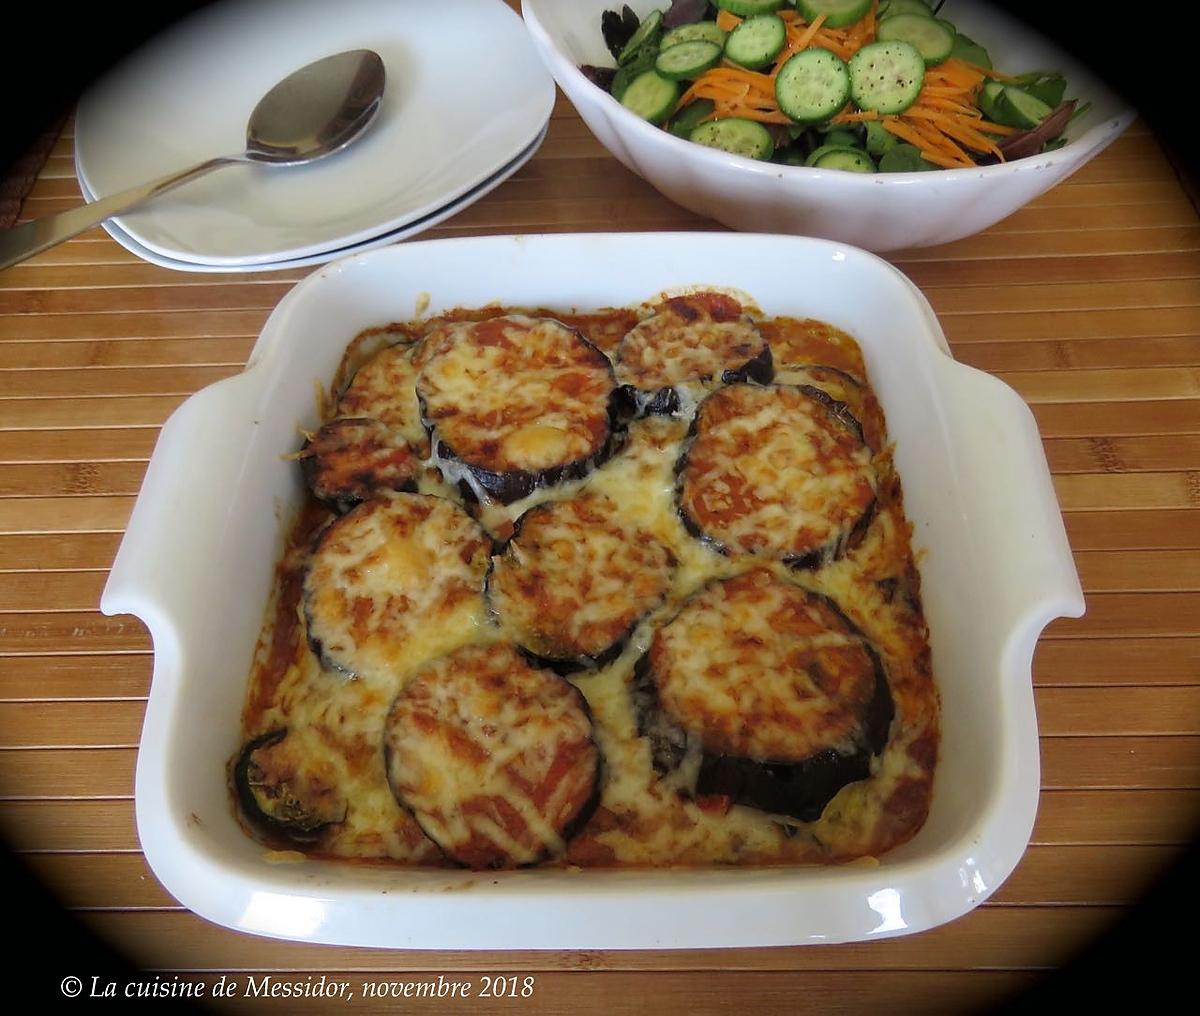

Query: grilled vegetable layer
[303,493,491,679]
[615,292,772,412]
[383,642,601,868]
[336,342,425,449]
[489,492,676,671]
[640,568,894,821]
[416,316,618,504]
[678,383,876,567]
[299,418,419,512]
[233,728,348,844]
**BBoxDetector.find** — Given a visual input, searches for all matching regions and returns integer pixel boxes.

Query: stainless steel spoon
[0,48,386,271]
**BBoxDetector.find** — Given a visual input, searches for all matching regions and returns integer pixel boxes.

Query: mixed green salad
[580,0,1086,171]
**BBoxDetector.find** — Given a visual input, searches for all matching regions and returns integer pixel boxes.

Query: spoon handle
[0,155,241,272]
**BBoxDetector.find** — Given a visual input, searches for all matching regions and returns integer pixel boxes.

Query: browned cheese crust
[678,383,877,566]
[384,642,601,868]
[489,492,675,668]
[416,315,616,478]
[650,569,881,761]
[615,292,771,394]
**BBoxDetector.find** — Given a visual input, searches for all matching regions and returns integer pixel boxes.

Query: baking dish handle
[101,372,262,625]
[932,358,1086,649]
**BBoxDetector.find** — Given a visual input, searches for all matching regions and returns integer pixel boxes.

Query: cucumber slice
[796,0,872,29]
[775,48,851,125]
[876,13,953,66]
[618,9,664,67]
[689,117,775,160]
[668,98,716,138]
[612,46,659,101]
[620,70,681,123]
[933,17,957,37]
[821,128,860,148]
[997,87,1053,129]
[978,80,1007,123]
[724,14,786,71]
[806,145,876,172]
[878,0,932,19]
[661,22,728,51]
[656,40,723,80]
[865,120,899,156]
[716,0,786,14]
[848,40,925,115]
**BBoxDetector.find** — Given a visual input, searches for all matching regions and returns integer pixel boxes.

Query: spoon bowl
[0,48,386,270]
[245,49,385,165]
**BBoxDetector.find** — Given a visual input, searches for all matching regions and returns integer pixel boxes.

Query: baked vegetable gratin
[233,290,939,869]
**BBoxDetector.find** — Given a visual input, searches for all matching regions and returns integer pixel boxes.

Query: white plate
[78,123,548,273]
[75,0,554,266]
[101,233,1084,950]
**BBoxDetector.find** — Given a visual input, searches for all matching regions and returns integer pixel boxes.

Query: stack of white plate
[74,0,554,273]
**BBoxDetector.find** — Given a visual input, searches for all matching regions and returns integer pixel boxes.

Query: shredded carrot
[664,1,1029,169]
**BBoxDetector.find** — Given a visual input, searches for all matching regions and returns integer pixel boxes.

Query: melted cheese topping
[416,316,616,474]
[650,569,878,760]
[615,293,768,392]
[300,418,418,507]
[303,493,490,681]
[240,302,939,869]
[337,343,426,450]
[489,492,676,664]
[384,642,600,868]
[679,384,876,563]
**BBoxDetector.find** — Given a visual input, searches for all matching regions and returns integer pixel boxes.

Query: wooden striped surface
[1,62,1198,1016]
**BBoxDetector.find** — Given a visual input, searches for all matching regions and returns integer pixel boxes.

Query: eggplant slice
[614,292,774,416]
[303,493,491,679]
[298,418,420,513]
[488,492,676,673]
[383,642,602,869]
[234,728,348,844]
[677,383,877,569]
[336,342,426,450]
[635,569,894,822]
[416,316,620,504]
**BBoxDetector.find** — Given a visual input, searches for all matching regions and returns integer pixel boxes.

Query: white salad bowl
[102,233,1083,949]
[521,0,1134,251]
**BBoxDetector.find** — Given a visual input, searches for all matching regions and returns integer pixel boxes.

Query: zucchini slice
[847,40,925,115]
[488,492,676,673]
[620,70,681,122]
[805,145,876,172]
[303,493,491,679]
[416,316,619,505]
[677,383,876,568]
[716,0,786,14]
[688,117,776,160]
[655,39,723,81]
[298,418,419,513]
[774,48,851,125]
[618,8,664,66]
[233,729,348,844]
[796,0,872,29]
[636,569,895,822]
[614,292,773,416]
[875,12,954,66]
[383,642,602,869]
[997,86,1054,129]
[724,13,786,71]
[661,21,727,50]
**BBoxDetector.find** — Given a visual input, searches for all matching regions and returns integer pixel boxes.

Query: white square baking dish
[101,233,1084,949]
